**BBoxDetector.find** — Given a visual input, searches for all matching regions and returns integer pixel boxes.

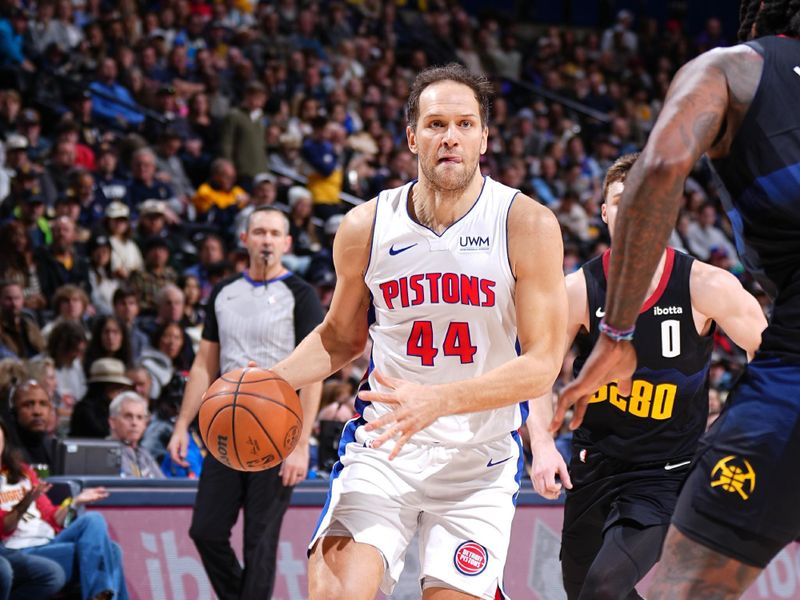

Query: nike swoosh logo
[389,243,418,256]
[595,307,605,318]
[486,456,513,468]
[664,460,691,471]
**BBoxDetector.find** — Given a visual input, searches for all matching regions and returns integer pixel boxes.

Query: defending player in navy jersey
[555,1,800,597]
[530,154,766,600]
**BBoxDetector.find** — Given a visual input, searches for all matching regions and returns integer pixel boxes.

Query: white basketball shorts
[309,417,521,599]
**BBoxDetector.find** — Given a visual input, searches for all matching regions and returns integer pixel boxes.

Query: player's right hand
[530,440,572,500]
[551,335,637,432]
[167,427,190,467]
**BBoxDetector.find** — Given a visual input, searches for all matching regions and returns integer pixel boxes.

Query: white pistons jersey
[363,176,525,445]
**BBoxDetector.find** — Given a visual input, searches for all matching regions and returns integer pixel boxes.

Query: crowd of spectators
[0,0,764,490]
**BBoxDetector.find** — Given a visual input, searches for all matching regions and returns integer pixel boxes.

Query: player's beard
[419,155,479,193]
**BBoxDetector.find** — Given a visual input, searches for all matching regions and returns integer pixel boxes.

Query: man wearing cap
[0,8,35,74]
[129,235,177,313]
[220,80,269,188]
[18,108,50,162]
[4,172,50,247]
[34,215,90,301]
[95,144,127,204]
[70,357,133,438]
[0,281,45,359]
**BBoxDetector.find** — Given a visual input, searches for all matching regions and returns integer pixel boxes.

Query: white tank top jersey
[363,176,527,446]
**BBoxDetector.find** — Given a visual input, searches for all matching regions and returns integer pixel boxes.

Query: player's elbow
[640,153,692,181]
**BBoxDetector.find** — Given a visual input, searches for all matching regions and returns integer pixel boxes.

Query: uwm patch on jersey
[363,177,526,445]
[573,248,715,462]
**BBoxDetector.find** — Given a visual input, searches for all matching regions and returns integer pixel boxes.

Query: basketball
[198,367,303,472]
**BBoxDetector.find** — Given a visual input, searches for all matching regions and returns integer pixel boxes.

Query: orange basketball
[198,367,302,472]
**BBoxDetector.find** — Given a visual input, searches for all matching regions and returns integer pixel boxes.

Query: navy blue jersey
[573,249,715,462]
[710,35,800,358]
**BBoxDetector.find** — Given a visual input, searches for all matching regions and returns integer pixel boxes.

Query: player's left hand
[280,441,309,487]
[360,370,445,460]
[552,335,637,432]
[73,487,110,506]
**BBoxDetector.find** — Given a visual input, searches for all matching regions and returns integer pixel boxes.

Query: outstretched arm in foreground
[553,49,736,432]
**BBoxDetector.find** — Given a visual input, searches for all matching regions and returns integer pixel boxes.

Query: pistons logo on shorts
[454,541,488,576]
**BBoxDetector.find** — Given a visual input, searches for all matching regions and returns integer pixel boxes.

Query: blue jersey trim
[511,428,525,506]
[506,191,520,280]
[242,270,293,287]
[310,416,365,541]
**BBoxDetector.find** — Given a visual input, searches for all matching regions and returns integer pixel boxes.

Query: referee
[167,207,324,599]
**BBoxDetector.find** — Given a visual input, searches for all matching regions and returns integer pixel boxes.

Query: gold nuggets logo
[710,455,756,500]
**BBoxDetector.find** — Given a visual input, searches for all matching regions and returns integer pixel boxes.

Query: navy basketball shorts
[672,355,800,567]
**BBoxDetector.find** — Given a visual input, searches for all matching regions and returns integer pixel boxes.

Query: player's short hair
[246,207,290,235]
[406,63,493,130]
[601,152,640,204]
[738,0,800,41]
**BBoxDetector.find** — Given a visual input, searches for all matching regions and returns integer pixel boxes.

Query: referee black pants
[189,454,294,600]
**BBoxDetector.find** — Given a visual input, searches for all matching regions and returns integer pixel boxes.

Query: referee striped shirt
[203,271,324,374]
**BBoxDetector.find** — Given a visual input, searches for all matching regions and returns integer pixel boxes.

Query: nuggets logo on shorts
[454,541,488,576]
[710,455,756,500]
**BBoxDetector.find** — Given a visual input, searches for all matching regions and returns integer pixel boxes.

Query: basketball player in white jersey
[270,63,567,600]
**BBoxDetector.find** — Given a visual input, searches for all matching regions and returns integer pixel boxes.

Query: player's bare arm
[168,339,220,465]
[271,200,376,389]
[690,261,767,360]
[363,195,568,458]
[280,381,323,486]
[554,47,762,431]
[527,269,588,498]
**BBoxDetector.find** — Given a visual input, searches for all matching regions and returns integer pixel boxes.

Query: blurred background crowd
[0,0,760,482]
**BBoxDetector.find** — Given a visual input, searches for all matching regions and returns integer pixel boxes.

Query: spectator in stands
[234,172,278,238]
[34,216,90,302]
[126,366,152,402]
[111,287,148,363]
[7,379,55,467]
[129,237,177,313]
[302,115,343,220]
[685,202,738,262]
[26,355,66,435]
[5,174,50,250]
[41,284,90,340]
[154,128,194,206]
[82,316,131,375]
[140,321,186,401]
[0,420,128,600]
[552,188,592,244]
[107,391,164,479]
[93,144,127,205]
[86,235,118,315]
[18,108,49,163]
[70,357,132,438]
[0,281,44,359]
[43,140,77,203]
[105,202,143,279]
[0,8,35,74]
[125,149,177,216]
[0,221,46,311]
[183,234,225,301]
[89,57,144,129]
[192,158,248,231]
[219,80,269,187]
[47,320,87,407]
[0,542,65,600]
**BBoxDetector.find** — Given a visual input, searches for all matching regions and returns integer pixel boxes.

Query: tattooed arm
[551,46,763,431]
